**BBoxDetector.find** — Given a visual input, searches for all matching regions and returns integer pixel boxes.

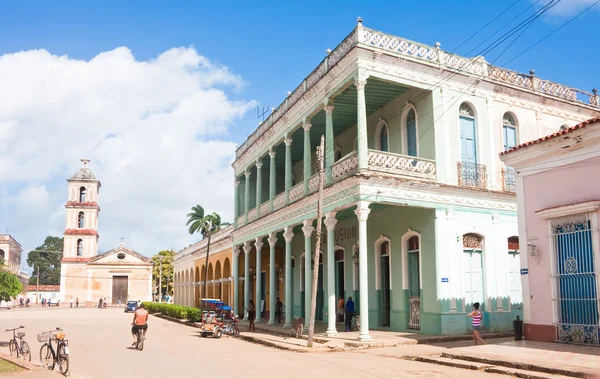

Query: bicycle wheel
[39,344,55,370]
[20,341,31,362]
[355,316,361,330]
[137,330,144,351]
[57,344,69,375]
[233,326,240,338]
[8,340,17,357]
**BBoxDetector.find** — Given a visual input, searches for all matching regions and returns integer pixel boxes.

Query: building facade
[500,118,600,346]
[173,226,236,309]
[27,285,61,304]
[59,159,153,305]
[0,234,29,298]
[230,20,600,339]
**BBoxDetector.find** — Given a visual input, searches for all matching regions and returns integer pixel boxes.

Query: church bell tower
[63,159,101,259]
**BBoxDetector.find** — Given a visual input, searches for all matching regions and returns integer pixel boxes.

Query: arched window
[76,239,83,257]
[376,120,389,152]
[78,212,84,228]
[334,147,343,162]
[406,108,417,156]
[507,236,522,304]
[79,187,86,203]
[502,113,517,151]
[459,103,477,164]
[462,233,484,307]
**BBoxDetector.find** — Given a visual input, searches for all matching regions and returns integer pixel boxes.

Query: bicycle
[290,316,303,339]
[6,326,31,362]
[354,314,361,331]
[38,327,69,376]
[133,327,145,351]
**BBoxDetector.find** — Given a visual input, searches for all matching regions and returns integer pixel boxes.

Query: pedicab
[199,299,227,338]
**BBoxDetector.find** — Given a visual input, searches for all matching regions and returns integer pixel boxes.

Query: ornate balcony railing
[308,174,320,194]
[332,151,358,181]
[236,215,246,228]
[259,201,271,218]
[273,192,286,210]
[502,167,516,193]
[457,161,488,189]
[247,208,258,223]
[289,183,304,203]
[367,150,436,180]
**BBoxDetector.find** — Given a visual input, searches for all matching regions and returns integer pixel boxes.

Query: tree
[152,250,175,299]
[0,271,23,302]
[186,205,229,299]
[26,236,63,285]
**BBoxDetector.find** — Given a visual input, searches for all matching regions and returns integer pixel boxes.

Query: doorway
[316,254,324,320]
[380,241,391,327]
[408,235,421,330]
[261,272,266,318]
[112,276,128,305]
[335,249,345,300]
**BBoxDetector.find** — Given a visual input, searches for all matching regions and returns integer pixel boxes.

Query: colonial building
[230,19,600,340]
[173,226,234,308]
[59,159,153,305]
[0,234,28,297]
[500,117,600,346]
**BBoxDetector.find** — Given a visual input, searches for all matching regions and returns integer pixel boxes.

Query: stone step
[441,352,587,378]
[415,355,493,371]
[483,366,579,379]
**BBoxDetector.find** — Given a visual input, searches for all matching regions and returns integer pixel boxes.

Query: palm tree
[186,205,229,300]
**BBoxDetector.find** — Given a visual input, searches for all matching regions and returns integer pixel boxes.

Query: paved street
[0,307,509,379]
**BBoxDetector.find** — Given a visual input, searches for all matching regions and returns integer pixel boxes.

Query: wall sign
[520,268,528,275]
[441,278,449,283]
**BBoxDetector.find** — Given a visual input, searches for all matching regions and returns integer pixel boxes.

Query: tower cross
[120,236,125,245]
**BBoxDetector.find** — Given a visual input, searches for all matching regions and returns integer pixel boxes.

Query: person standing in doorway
[337,296,345,323]
[467,302,486,345]
[247,300,256,332]
[345,297,355,332]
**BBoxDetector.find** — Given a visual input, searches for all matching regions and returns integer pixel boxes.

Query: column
[244,170,251,224]
[354,201,372,341]
[325,104,335,185]
[303,121,312,195]
[355,79,368,170]
[283,226,294,327]
[268,232,277,325]
[234,179,240,227]
[324,212,338,336]
[256,161,263,217]
[302,219,314,323]
[233,245,240,317]
[284,135,292,205]
[243,241,252,320]
[269,148,276,211]
[255,236,264,323]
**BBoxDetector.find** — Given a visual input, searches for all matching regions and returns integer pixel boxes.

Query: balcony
[457,162,488,189]
[368,150,436,180]
[502,167,516,193]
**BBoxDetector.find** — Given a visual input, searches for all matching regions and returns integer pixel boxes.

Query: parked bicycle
[290,316,303,339]
[354,314,361,331]
[6,326,30,362]
[223,315,240,338]
[38,327,69,375]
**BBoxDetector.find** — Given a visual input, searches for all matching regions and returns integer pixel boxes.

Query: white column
[302,219,314,323]
[324,212,338,336]
[255,236,264,323]
[243,241,252,320]
[434,209,451,301]
[355,201,372,341]
[355,78,368,170]
[233,245,240,317]
[283,227,294,327]
[516,175,532,324]
[147,268,153,302]
[268,232,277,325]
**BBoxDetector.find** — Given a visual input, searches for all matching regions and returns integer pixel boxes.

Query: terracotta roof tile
[500,117,600,156]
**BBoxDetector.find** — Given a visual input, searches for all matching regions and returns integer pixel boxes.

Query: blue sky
[1,0,599,268]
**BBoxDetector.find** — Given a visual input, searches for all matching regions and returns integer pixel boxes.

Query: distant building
[500,117,600,346]
[27,285,61,304]
[59,159,153,305]
[0,234,28,298]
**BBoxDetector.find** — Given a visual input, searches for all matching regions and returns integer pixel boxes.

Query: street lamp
[352,249,359,265]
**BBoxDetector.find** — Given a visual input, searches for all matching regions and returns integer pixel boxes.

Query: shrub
[142,302,200,321]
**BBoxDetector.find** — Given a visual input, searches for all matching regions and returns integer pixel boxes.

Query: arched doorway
[406,235,421,330]
[215,261,222,300]
[463,233,485,311]
[507,236,521,304]
[223,258,231,304]
[376,237,391,327]
[334,247,345,300]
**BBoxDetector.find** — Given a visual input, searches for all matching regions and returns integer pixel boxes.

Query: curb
[441,352,588,378]
[153,313,198,328]
[238,334,310,353]
[416,332,514,344]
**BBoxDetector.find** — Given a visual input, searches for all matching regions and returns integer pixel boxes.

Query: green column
[243,241,251,320]
[302,219,314,324]
[256,161,263,218]
[233,178,240,228]
[269,149,276,211]
[324,212,338,336]
[284,136,292,205]
[325,105,335,184]
[233,246,240,316]
[255,237,263,323]
[355,79,368,170]
[267,232,277,325]
[244,170,250,224]
[303,122,312,195]
[283,227,294,327]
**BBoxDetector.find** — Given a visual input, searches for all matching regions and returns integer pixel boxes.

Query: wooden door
[112,276,128,305]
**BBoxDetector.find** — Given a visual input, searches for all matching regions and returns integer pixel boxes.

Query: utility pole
[158,255,163,302]
[36,265,39,304]
[308,135,325,348]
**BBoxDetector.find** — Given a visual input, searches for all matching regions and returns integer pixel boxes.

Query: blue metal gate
[551,213,599,345]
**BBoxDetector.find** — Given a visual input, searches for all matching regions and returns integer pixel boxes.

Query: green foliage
[142,302,201,322]
[152,250,175,297]
[185,205,229,238]
[0,271,23,302]
[26,236,63,285]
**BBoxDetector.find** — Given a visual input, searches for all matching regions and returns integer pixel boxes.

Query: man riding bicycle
[131,303,148,346]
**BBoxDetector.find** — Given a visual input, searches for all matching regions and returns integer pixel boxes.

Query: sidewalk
[0,353,62,378]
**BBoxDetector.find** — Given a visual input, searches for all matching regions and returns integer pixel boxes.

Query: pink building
[500,117,600,345]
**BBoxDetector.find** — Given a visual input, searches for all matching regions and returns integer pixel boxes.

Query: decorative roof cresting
[71,159,96,180]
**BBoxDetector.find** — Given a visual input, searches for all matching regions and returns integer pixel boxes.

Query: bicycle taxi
[199,299,227,338]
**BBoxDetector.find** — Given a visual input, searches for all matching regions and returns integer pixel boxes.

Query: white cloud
[0,46,254,257]
[539,0,600,17]
[16,186,49,213]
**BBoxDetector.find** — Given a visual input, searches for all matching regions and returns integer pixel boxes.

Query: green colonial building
[229,19,600,339]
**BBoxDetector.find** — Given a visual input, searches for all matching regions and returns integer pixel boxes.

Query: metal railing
[502,167,516,193]
[457,161,488,189]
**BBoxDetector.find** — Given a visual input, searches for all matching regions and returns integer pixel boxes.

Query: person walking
[345,297,355,332]
[75,297,79,308]
[70,297,74,308]
[247,300,256,332]
[337,296,345,323]
[467,302,486,345]
[98,298,103,309]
